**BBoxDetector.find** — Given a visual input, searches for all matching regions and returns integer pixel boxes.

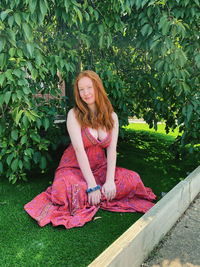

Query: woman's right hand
[87,189,101,206]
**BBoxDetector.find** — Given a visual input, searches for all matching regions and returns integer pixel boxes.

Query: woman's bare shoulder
[67,108,76,119]
[68,107,75,115]
[112,112,118,121]
[67,108,77,125]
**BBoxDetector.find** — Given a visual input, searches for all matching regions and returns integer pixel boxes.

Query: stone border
[89,166,200,267]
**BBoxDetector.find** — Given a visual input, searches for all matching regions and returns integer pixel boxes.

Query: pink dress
[24,127,156,228]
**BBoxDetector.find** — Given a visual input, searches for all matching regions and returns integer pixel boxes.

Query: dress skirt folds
[24,127,156,229]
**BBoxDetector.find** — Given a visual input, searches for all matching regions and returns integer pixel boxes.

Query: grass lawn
[0,123,199,267]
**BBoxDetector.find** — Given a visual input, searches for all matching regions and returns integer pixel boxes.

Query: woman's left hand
[102,180,116,201]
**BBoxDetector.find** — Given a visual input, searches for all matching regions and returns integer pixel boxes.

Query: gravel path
[142,193,200,267]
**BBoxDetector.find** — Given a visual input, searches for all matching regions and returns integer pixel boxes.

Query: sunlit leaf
[14,13,21,26]
[23,23,33,41]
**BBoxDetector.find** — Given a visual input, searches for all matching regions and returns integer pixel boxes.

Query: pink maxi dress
[24,127,156,228]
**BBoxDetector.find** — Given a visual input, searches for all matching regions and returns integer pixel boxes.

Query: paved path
[142,193,200,267]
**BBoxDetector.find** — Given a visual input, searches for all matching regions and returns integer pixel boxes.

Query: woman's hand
[102,180,116,201]
[87,189,101,206]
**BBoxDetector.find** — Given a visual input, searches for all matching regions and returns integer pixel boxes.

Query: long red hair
[73,70,114,130]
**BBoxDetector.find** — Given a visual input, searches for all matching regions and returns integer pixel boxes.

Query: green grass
[0,123,199,267]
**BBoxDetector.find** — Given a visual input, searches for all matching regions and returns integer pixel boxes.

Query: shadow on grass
[117,128,198,201]
[0,125,199,267]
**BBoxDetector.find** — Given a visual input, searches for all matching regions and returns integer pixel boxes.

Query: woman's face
[78,76,96,108]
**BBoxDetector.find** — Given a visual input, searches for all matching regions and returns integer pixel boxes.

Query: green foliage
[95,0,200,153]
[0,0,134,183]
[0,0,70,183]
[1,124,198,266]
[1,0,200,183]
[95,62,133,138]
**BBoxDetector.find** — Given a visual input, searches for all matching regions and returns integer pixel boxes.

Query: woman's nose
[84,89,89,95]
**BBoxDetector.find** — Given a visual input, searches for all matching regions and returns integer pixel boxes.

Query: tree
[1,0,199,183]
[85,0,200,155]
[0,0,132,183]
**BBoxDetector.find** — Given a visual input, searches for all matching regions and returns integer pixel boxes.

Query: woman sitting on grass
[24,70,156,229]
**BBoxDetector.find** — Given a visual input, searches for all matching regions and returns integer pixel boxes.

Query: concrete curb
[89,166,200,267]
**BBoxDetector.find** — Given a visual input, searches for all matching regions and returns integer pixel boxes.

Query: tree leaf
[64,0,70,12]
[176,86,182,97]
[43,118,50,130]
[98,24,104,35]
[31,68,38,80]
[13,69,22,78]
[0,39,6,52]
[163,22,171,35]
[6,29,16,46]
[158,15,167,30]
[31,133,40,143]
[0,73,5,86]
[14,13,21,26]
[182,82,190,93]
[9,48,16,57]
[12,106,19,122]
[155,60,164,71]
[0,162,3,173]
[187,104,193,122]
[141,24,150,36]
[1,9,12,21]
[141,0,149,8]
[40,156,47,169]
[21,135,28,145]
[17,49,23,57]
[0,53,7,69]
[40,0,48,18]
[88,6,94,15]
[29,109,39,118]
[29,0,38,14]
[36,118,42,128]
[6,154,14,166]
[5,69,14,81]
[11,129,18,141]
[75,7,83,24]
[23,23,32,41]
[71,0,81,7]
[136,0,142,10]
[15,110,23,124]
[22,114,29,128]
[94,10,99,20]
[24,148,33,157]
[23,87,30,95]
[33,151,41,164]
[99,35,104,48]
[35,51,43,66]
[11,158,19,172]
[8,16,14,28]
[84,11,90,21]
[26,43,34,58]
[4,91,11,105]
[25,110,36,122]
[194,0,200,6]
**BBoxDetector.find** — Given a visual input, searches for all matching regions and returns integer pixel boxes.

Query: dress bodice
[56,126,111,172]
[82,127,111,149]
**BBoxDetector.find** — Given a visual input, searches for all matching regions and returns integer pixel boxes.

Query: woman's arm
[102,112,119,200]
[67,109,101,205]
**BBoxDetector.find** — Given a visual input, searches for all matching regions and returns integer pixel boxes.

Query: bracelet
[86,185,101,194]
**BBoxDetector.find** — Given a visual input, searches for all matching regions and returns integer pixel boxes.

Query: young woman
[24,70,156,229]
